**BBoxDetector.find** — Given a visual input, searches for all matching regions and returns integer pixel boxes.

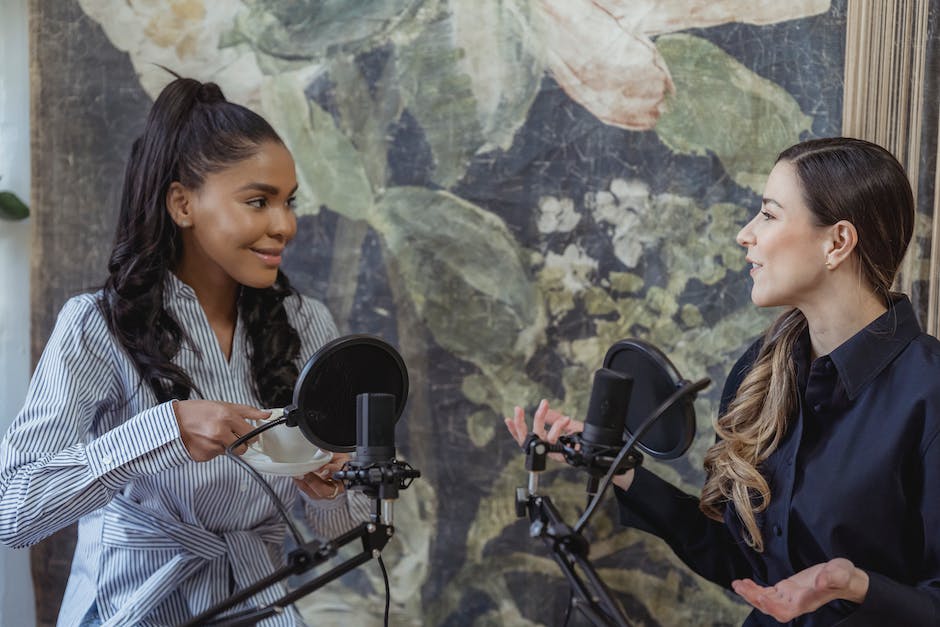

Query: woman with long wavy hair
[0,76,370,626]
[507,137,940,626]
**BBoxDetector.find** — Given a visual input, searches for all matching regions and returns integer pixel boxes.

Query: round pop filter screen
[602,339,696,460]
[288,335,409,453]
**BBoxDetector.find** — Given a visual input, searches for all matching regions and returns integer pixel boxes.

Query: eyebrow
[236,182,299,196]
[762,197,784,209]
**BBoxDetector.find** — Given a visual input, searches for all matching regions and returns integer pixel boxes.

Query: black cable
[378,555,391,627]
[226,415,307,546]
[574,378,711,534]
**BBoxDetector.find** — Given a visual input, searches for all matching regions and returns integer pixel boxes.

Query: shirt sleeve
[301,489,374,538]
[613,340,764,589]
[614,468,753,588]
[849,427,940,625]
[0,296,191,548]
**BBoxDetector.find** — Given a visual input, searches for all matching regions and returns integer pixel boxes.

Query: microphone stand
[516,435,637,627]
[181,395,420,627]
[514,377,711,627]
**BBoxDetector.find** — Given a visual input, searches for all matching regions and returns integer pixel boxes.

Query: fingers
[503,406,527,446]
[504,400,578,447]
[228,403,273,421]
[293,472,344,500]
[545,414,571,444]
[532,399,550,436]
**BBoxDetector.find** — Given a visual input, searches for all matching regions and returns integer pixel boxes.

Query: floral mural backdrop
[32,0,845,624]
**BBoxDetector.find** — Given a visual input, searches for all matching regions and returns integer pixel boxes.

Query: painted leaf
[452,0,544,151]
[260,75,375,221]
[393,18,484,187]
[374,187,545,367]
[231,0,421,61]
[654,33,813,193]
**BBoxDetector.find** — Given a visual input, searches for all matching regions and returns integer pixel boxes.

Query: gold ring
[328,483,340,499]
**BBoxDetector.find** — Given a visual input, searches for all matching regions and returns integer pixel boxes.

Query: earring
[825,257,833,269]
[180,220,191,228]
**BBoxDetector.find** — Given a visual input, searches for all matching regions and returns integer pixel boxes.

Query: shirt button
[773,524,782,537]
[813,403,825,413]
[101,452,113,466]
[240,481,249,493]
[825,360,834,371]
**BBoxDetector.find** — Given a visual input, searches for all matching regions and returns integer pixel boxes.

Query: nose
[736,215,756,248]
[269,205,297,242]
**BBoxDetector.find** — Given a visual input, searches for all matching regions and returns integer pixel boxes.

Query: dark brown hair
[99,77,301,407]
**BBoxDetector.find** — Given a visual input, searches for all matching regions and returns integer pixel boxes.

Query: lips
[250,247,284,268]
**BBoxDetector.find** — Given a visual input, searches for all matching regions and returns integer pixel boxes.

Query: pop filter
[283,334,409,453]
[602,339,697,460]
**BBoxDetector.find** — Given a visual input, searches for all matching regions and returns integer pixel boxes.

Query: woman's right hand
[172,400,270,462]
[504,399,635,491]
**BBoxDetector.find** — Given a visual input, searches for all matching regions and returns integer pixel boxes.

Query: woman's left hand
[293,453,351,501]
[732,558,869,622]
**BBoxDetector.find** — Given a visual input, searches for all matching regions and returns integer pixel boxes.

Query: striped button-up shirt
[0,274,371,626]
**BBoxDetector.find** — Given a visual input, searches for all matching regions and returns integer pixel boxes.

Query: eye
[246,197,268,209]
[286,196,298,211]
[760,210,774,220]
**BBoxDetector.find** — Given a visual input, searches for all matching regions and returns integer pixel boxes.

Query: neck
[800,289,887,359]
[173,266,239,326]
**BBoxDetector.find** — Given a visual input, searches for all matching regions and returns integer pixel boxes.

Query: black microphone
[577,368,633,498]
[355,392,396,464]
[333,392,420,522]
[581,368,633,464]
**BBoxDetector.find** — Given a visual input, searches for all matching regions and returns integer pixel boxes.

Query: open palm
[732,558,864,622]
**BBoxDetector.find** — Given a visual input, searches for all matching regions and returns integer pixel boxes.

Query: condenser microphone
[356,392,396,464]
[579,368,633,478]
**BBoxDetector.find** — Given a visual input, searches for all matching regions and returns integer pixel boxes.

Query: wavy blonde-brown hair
[699,137,914,551]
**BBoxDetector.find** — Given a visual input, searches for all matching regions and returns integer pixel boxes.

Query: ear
[166,181,194,228]
[824,220,859,270]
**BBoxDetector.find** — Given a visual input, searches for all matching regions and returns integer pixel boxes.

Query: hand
[293,453,351,500]
[173,400,270,462]
[732,558,869,622]
[505,399,580,462]
[504,399,636,491]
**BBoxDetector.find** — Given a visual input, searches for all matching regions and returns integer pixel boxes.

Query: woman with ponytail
[0,76,370,626]
[507,137,940,625]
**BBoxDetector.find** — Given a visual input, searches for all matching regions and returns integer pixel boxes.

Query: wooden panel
[28,0,150,623]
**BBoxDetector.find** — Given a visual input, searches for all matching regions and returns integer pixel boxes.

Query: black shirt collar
[798,294,921,401]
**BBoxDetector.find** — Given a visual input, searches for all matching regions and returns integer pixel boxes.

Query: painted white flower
[537,195,580,234]
[531,0,830,130]
[544,243,599,293]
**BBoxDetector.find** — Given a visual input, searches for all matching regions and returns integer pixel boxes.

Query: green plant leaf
[452,0,544,151]
[261,75,375,221]
[0,191,29,221]
[393,17,484,187]
[374,186,545,367]
[654,33,813,193]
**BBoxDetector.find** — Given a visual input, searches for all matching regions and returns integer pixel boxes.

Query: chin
[239,272,280,290]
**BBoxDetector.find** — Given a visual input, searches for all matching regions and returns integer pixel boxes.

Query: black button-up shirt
[616,295,940,625]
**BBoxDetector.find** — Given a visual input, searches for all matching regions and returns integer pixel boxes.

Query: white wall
[0,0,38,623]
